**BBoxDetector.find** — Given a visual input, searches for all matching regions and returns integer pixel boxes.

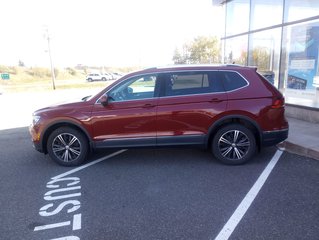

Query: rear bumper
[261,128,289,147]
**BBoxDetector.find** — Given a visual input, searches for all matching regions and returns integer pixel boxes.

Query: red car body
[30,65,288,166]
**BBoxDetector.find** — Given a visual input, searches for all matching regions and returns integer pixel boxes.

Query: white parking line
[34,220,71,231]
[34,150,127,238]
[52,149,127,180]
[213,150,283,240]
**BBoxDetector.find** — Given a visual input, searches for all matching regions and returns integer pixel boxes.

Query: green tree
[173,36,221,64]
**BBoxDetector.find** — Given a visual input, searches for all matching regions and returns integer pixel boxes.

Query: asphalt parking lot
[1,126,319,240]
[1,90,319,240]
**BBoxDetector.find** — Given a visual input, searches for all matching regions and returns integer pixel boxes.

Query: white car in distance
[86,73,112,82]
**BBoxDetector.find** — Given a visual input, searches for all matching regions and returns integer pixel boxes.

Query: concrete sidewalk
[279,117,319,160]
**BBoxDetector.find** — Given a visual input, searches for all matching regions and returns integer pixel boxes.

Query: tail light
[271,97,285,109]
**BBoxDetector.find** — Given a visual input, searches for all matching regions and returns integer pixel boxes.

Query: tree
[173,36,221,64]
[251,46,271,71]
[18,60,25,67]
[172,48,185,64]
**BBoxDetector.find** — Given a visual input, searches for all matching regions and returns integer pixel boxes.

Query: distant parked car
[30,65,288,166]
[86,73,112,82]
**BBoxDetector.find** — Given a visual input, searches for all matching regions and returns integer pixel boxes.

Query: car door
[91,74,159,148]
[156,71,227,146]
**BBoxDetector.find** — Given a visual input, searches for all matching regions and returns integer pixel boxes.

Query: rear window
[162,71,224,97]
[221,71,248,91]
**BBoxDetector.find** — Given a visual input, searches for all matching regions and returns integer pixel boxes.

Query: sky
[0,0,224,68]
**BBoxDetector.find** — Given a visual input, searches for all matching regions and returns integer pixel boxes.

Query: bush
[0,65,18,75]
[27,67,51,78]
[54,68,59,78]
[66,67,77,76]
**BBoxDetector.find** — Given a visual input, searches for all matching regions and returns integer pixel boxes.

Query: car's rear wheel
[212,124,256,165]
[102,77,106,81]
[47,127,88,166]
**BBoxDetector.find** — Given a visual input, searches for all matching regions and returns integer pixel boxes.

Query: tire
[102,77,106,81]
[212,124,256,165]
[47,127,89,166]
[87,78,93,82]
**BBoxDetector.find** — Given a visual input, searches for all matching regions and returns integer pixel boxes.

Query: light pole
[44,27,56,90]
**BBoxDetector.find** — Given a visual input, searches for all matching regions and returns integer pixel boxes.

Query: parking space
[2,125,319,240]
[76,147,276,240]
[232,152,319,240]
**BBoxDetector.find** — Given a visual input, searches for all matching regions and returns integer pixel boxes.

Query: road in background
[0,87,103,130]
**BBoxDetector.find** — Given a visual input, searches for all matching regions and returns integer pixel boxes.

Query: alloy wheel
[218,130,250,161]
[52,133,82,162]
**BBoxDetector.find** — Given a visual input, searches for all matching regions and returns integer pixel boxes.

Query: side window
[108,74,157,102]
[164,72,223,97]
[222,71,248,91]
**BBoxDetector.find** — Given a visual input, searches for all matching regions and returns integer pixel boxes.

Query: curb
[278,141,319,161]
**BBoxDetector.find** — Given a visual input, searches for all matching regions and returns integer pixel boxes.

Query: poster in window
[287,23,319,90]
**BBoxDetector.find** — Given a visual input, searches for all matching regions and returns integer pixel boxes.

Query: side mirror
[100,95,109,107]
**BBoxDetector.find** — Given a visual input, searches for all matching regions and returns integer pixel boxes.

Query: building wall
[220,0,319,109]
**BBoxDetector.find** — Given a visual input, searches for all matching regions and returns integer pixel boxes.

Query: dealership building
[213,0,319,121]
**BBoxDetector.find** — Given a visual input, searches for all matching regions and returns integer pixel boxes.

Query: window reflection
[226,0,250,36]
[250,0,283,30]
[224,36,248,65]
[284,0,319,23]
[248,28,282,87]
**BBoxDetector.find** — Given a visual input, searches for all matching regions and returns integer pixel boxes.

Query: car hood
[33,98,90,115]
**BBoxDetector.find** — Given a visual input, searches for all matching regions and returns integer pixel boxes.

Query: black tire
[212,124,256,165]
[87,78,93,82]
[47,127,89,166]
[102,77,106,81]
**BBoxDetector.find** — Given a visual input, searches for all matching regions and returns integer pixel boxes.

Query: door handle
[142,104,155,108]
[210,98,223,103]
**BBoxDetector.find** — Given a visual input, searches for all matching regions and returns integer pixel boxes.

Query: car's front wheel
[47,127,88,166]
[212,124,256,165]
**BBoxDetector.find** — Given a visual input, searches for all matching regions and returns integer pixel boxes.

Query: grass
[0,65,132,93]
[0,78,111,93]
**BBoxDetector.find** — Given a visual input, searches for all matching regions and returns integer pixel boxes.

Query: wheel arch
[41,120,92,154]
[206,115,262,150]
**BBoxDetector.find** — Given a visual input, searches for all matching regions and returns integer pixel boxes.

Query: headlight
[32,115,41,125]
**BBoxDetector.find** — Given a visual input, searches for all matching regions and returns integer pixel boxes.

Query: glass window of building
[226,0,250,36]
[224,35,248,65]
[281,20,319,108]
[250,0,283,30]
[248,28,282,87]
[284,0,319,23]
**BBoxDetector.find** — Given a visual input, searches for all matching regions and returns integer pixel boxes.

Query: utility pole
[44,27,56,90]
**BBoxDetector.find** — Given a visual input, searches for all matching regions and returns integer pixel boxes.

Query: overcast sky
[0,0,223,67]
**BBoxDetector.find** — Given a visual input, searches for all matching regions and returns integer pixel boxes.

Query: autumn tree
[173,36,221,64]
[251,46,271,71]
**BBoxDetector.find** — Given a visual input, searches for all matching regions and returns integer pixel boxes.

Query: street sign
[1,73,10,80]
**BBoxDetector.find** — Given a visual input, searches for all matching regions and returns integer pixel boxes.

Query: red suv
[29,65,288,166]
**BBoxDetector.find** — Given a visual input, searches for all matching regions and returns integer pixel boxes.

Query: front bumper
[29,124,44,153]
[32,141,44,153]
[261,128,289,147]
